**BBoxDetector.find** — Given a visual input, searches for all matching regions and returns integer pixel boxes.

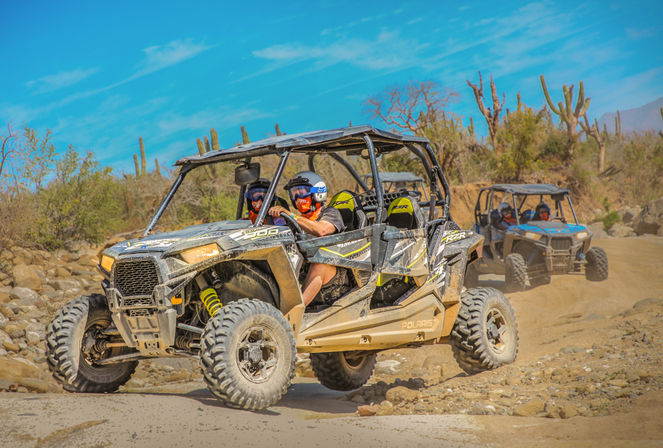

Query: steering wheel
[279,212,303,235]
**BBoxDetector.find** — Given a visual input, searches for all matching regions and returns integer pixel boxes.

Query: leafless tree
[467,71,505,154]
[0,123,20,185]
[364,81,459,134]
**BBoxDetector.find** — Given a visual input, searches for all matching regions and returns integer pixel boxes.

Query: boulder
[632,197,663,235]
[608,223,635,238]
[385,386,421,404]
[12,265,42,291]
[513,399,545,417]
[51,279,81,292]
[9,287,40,306]
[357,404,379,416]
[0,356,42,380]
[587,222,608,239]
[622,206,641,225]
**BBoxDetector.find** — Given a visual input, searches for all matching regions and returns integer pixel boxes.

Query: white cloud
[134,39,211,78]
[625,27,657,40]
[26,67,99,94]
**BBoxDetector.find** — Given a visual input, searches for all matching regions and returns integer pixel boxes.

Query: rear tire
[505,253,527,292]
[310,351,376,391]
[46,294,137,393]
[585,247,608,281]
[450,287,519,374]
[200,299,296,410]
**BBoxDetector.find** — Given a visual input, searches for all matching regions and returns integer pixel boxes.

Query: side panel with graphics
[296,227,373,271]
[381,228,429,277]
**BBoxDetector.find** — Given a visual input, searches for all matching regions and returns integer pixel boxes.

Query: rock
[54,266,71,277]
[12,264,41,291]
[5,323,25,338]
[608,223,635,238]
[559,404,579,419]
[622,206,641,225]
[9,287,40,306]
[374,359,402,375]
[51,279,81,292]
[385,386,421,404]
[0,356,42,379]
[2,340,19,352]
[357,404,379,416]
[513,399,545,417]
[25,331,41,345]
[632,198,663,235]
[588,222,608,238]
[0,291,10,304]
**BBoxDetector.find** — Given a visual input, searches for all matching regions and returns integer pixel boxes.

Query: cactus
[241,126,250,144]
[614,110,622,139]
[196,137,215,180]
[139,137,146,175]
[580,115,606,172]
[467,116,475,137]
[349,120,353,127]
[154,158,161,177]
[516,92,523,112]
[540,74,590,159]
[275,123,282,136]
[196,138,206,156]
[210,128,220,151]
[133,154,140,177]
[659,107,663,138]
[467,71,505,154]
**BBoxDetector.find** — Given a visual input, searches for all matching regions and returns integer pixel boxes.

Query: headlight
[180,243,220,264]
[100,255,115,272]
[525,232,542,240]
[575,231,588,239]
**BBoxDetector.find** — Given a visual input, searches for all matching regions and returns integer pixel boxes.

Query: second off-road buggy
[46,126,519,410]
[467,184,608,291]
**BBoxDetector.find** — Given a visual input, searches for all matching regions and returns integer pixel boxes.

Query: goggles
[247,187,268,202]
[289,185,312,200]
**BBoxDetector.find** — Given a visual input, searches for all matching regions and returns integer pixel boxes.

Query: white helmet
[284,171,328,205]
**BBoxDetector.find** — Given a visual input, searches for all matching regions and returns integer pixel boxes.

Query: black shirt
[316,206,345,233]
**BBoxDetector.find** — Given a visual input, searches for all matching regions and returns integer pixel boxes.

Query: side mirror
[235,163,260,185]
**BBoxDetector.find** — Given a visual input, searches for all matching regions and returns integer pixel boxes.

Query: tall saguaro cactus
[275,123,282,136]
[133,154,140,177]
[615,110,622,139]
[540,75,590,159]
[154,158,161,178]
[210,128,220,151]
[659,107,663,138]
[579,115,606,172]
[467,71,505,154]
[241,126,250,144]
[139,137,146,175]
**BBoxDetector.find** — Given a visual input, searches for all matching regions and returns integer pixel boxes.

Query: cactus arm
[133,154,140,177]
[196,138,206,155]
[540,75,561,114]
[210,128,220,151]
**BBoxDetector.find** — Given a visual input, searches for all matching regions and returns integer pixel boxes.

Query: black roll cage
[143,133,451,236]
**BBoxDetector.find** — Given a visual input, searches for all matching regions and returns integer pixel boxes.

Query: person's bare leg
[301,263,337,306]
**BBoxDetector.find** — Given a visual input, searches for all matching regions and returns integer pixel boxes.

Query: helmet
[535,202,551,220]
[245,178,271,213]
[498,202,513,217]
[284,171,327,213]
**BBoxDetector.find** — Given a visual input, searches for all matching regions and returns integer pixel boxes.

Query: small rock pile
[591,197,663,238]
[348,298,663,419]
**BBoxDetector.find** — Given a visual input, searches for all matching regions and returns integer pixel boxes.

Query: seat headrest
[387,196,417,229]
[328,190,361,231]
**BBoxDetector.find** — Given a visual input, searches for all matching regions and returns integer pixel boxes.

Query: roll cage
[145,126,451,236]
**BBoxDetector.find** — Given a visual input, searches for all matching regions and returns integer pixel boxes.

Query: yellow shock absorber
[200,288,222,317]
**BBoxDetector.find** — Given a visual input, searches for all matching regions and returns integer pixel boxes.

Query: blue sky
[2,0,662,174]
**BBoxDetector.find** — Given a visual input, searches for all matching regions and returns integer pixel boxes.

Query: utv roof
[487,184,570,195]
[361,172,425,183]
[175,125,429,167]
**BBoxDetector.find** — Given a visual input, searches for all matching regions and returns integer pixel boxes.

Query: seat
[327,190,366,231]
[385,196,423,230]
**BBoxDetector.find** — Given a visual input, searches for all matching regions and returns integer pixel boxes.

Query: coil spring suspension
[200,287,222,317]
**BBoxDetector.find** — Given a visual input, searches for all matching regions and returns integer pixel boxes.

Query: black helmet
[535,202,551,219]
[245,178,271,213]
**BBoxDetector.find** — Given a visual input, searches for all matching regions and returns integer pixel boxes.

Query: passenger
[495,202,517,230]
[520,209,535,224]
[267,171,346,306]
[245,178,288,225]
[533,202,551,221]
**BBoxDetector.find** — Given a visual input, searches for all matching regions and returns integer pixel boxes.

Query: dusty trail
[1,237,662,447]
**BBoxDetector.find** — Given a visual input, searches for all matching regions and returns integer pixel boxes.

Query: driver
[534,202,551,221]
[494,202,517,230]
[245,178,288,226]
[268,171,345,306]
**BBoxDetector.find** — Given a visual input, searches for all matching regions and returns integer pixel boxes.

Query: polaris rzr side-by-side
[46,126,519,410]
[467,184,608,291]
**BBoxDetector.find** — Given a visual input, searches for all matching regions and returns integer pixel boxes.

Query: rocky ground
[0,236,662,447]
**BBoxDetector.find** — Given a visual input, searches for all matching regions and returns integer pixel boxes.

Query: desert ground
[1,236,662,447]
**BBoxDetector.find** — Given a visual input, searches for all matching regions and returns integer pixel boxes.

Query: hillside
[598,97,663,134]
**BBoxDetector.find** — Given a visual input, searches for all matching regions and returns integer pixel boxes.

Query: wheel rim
[485,308,509,353]
[236,326,279,384]
[340,351,366,370]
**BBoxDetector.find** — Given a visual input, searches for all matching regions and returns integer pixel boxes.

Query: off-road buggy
[46,126,519,410]
[468,184,608,291]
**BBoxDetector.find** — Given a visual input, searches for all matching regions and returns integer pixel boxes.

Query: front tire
[200,299,296,410]
[450,287,519,374]
[505,253,527,292]
[585,247,608,281]
[45,294,137,393]
[310,351,376,391]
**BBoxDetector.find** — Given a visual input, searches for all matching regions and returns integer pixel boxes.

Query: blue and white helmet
[284,171,328,204]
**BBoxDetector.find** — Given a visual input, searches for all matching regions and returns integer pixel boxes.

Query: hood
[514,221,588,234]
[105,220,252,257]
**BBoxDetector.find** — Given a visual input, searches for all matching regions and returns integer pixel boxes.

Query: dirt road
[1,236,662,447]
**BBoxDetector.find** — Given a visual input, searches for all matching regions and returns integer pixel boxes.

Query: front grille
[550,238,572,251]
[114,259,159,297]
[122,297,154,307]
[128,309,152,317]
